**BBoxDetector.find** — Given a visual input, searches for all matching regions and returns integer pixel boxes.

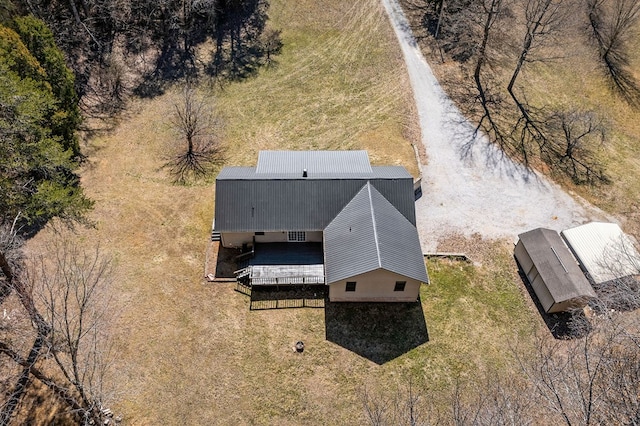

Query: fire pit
[295,341,305,353]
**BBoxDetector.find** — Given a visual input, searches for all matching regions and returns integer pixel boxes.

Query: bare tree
[361,379,433,426]
[0,233,117,425]
[26,239,116,424]
[167,85,225,183]
[587,0,640,107]
[518,316,640,426]
[543,109,609,184]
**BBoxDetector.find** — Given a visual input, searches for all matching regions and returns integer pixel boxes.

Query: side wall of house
[328,269,421,302]
[221,231,323,248]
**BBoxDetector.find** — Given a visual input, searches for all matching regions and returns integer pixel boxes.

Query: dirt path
[381,0,610,252]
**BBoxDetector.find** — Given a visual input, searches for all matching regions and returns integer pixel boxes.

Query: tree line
[4,0,281,114]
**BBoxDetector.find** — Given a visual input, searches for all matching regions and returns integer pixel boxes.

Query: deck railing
[250,275,325,285]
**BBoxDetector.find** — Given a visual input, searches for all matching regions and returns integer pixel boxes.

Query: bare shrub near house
[167,86,225,183]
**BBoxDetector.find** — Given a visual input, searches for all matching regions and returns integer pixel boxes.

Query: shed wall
[515,240,555,313]
[328,269,421,302]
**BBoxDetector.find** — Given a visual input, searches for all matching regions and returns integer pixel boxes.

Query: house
[514,228,596,313]
[214,150,429,302]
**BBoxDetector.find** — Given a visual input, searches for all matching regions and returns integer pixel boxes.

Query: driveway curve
[381,0,609,252]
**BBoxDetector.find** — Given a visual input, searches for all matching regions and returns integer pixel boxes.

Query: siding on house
[221,231,323,248]
[328,269,421,302]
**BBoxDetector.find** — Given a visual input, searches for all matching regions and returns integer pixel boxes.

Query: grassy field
[19,0,547,424]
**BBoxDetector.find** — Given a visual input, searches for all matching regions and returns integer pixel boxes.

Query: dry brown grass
[14,0,545,424]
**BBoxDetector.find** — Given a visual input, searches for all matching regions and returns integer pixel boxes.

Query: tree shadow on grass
[324,300,429,365]
[515,264,590,340]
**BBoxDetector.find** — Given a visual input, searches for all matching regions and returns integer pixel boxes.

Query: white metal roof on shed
[561,222,640,284]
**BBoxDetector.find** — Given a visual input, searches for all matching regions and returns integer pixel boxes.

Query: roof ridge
[367,183,383,269]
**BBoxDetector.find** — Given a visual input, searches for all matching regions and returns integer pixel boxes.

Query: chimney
[303,169,308,177]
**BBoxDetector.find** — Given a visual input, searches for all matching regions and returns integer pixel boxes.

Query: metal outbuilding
[515,228,596,313]
[561,222,640,284]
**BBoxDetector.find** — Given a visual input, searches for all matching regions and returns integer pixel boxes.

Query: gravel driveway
[382,0,609,252]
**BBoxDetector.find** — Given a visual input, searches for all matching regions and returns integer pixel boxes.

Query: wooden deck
[236,243,326,286]
[243,264,325,285]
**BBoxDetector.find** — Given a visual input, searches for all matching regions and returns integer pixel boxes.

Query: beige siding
[328,269,421,302]
[255,231,322,244]
[220,232,253,248]
[221,231,323,248]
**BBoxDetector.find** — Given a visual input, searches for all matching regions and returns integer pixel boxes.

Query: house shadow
[324,299,429,364]
[515,264,590,339]
[213,244,241,279]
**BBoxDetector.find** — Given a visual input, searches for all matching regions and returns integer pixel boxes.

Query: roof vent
[303,169,308,177]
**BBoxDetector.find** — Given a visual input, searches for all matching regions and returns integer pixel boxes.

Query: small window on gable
[394,281,406,292]
[346,281,356,292]
[287,231,306,242]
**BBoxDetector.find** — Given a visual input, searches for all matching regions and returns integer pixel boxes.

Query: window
[254,232,265,236]
[345,281,356,292]
[287,231,306,242]
[394,281,406,292]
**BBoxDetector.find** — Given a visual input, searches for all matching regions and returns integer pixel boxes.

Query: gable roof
[215,153,415,232]
[518,228,596,303]
[561,222,640,284]
[324,183,429,284]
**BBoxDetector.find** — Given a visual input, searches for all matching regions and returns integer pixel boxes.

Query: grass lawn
[21,0,543,424]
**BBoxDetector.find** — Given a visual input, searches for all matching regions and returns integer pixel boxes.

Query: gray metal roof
[256,150,373,176]
[216,165,410,181]
[214,175,415,232]
[518,228,596,303]
[324,183,429,284]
